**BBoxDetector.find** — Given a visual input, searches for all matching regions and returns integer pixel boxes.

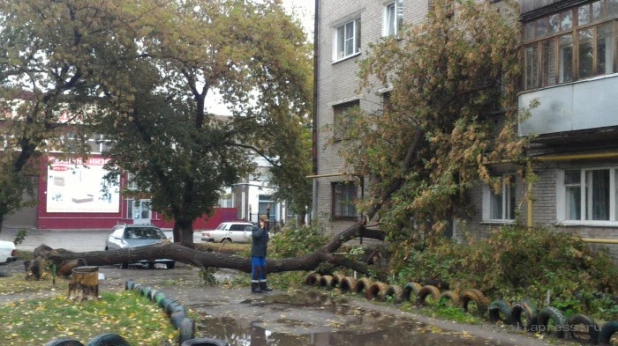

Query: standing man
[251,215,272,293]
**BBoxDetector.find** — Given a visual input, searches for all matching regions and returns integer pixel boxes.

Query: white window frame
[383,0,404,37]
[333,18,361,61]
[482,174,516,223]
[556,168,618,226]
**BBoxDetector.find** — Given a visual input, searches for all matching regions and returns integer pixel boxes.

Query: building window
[482,175,516,222]
[523,0,618,90]
[333,100,359,140]
[332,182,358,219]
[335,18,361,60]
[558,168,618,223]
[384,1,404,37]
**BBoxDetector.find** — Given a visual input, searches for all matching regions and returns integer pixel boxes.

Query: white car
[0,240,17,264]
[201,222,257,243]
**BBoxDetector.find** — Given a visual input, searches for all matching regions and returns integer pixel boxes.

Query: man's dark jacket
[251,226,269,257]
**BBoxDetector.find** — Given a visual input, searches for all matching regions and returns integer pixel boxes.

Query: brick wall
[315,0,429,235]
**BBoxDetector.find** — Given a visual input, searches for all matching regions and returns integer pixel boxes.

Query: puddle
[193,291,496,346]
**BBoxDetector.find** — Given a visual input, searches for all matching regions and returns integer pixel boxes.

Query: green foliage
[12,228,27,246]
[393,226,618,320]
[268,223,329,259]
[335,0,526,245]
[0,291,176,345]
[199,267,218,286]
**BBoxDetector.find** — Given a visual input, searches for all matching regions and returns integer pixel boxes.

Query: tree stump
[68,266,99,301]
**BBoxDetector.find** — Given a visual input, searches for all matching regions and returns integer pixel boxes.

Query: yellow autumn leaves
[0,291,177,345]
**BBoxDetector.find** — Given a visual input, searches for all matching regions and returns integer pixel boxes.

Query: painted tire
[165,301,182,316]
[45,339,85,346]
[304,273,321,286]
[171,310,187,329]
[403,282,423,302]
[488,300,511,324]
[416,285,441,306]
[159,297,173,310]
[510,300,537,331]
[597,320,618,345]
[385,285,404,303]
[154,292,167,304]
[141,286,151,297]
[318,275,333,289]
[181,338,229,346]
[132,283,142,292]
[124,280,135,290]
[460,289,489,315]
[353,278,372,294]
[179,318,195,345]
[566,314,599,344]
[330,274,346,289]
[537,306,569,339]
[86,333,130,346]
[439,291,461,308]
[365,282,390,300]
[148,289,159,301]
[340,277,357,293]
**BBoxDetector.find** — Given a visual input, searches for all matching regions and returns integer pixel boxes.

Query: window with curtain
[483,174,516,221]
[561,168,618,223]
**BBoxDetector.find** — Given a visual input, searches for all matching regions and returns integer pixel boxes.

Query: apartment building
[312,0,429,234]
[313,0,618,245]
[514,0,618,242]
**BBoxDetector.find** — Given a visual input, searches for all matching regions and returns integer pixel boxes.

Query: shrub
[393,225,618,319]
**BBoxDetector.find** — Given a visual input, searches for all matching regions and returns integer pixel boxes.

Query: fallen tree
[29,226,386,278]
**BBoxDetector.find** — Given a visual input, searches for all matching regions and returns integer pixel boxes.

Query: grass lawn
[0,290,177,346]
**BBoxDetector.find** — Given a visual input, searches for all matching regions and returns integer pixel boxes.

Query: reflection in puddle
[194,291,493,346]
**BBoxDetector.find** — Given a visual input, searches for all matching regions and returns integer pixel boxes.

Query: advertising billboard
[46,156,120,213]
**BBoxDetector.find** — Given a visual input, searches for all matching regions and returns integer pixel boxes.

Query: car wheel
[222,238,232,243]
[167,261,175,269]
[120,262,128,269]
[148,262,155,269]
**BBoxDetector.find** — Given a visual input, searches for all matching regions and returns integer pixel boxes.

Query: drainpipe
[527,160,533,229]
[311,0,320,223]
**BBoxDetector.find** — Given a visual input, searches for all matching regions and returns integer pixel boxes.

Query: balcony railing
[518,73,618,136]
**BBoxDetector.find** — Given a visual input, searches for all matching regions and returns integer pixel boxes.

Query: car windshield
[124,227,163,240]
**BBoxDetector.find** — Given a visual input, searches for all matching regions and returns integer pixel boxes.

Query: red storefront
[33,155,237,231]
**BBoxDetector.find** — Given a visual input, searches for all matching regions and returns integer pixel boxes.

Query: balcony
[519,73,618,137]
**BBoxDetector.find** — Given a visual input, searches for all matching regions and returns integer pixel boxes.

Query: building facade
[313,0,618,250]
[3,149,237,232]
[313,0,429,235]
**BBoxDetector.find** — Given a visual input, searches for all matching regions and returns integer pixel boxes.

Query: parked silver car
[105,224,175,269]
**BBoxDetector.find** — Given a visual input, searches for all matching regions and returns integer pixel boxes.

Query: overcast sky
[206,0,315,115]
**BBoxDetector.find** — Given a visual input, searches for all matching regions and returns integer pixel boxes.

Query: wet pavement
[193,291,499,346]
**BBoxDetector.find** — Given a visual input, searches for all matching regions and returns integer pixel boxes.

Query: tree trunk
[173,218,193,245]
[68,266,99,301]
[32,223,386,278]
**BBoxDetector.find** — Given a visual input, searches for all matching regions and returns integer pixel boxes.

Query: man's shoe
[260,281,273,292]
[251,282,262,293]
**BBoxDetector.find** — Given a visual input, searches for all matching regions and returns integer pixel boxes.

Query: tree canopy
[0,0,313,240]
[335,0,527,249]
